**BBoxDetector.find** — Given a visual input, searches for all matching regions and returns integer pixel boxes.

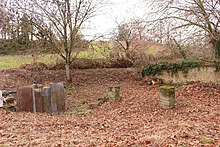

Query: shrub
[110,57,133,68]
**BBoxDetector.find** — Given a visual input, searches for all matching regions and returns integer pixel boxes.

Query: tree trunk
[173,38,186,59]
[65,63,72,83]
[65,44,72,82]
[213,39,220,60]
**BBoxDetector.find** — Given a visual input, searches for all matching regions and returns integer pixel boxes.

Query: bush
[110,57,133,68]
[48,58,133,70]
[0,48,14,55]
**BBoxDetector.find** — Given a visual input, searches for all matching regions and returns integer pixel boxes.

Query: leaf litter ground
[0,68,219,146]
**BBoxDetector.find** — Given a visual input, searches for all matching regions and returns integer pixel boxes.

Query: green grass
[77,48,107,59]
[0,54,60,69]
[0,48,107,69]
[0,40,169,69]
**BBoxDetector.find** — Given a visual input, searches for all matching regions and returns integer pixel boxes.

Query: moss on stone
[159,86,175,99]
[159,86,175,92]
[159,85,175,109]
[108,86,120,102]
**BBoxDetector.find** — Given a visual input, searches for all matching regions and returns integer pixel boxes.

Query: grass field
[0,40,167,69]
[0,54,61,69]
[0,49,107,69]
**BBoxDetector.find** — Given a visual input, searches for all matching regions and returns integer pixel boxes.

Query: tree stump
[159,86,175,109]
[107,86,120,102]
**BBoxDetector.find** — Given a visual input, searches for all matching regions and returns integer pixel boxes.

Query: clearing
[0,68,219,146]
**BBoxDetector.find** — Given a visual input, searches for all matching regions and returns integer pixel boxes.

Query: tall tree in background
[0,0,33,47]
[0,0,9,40]
[17,14,31,45]
[145,0,220,60]
[116,22,132,51]
[0,0,5,29]
[113,20,147,61]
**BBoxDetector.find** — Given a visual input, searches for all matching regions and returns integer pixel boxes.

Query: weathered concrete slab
[34,89,44,112]
[12,82,66,113]
[16,86,33,112]
[50,82,66,112]
[42,87,51,113]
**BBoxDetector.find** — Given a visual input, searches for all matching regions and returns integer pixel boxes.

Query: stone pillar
[159,86,175,109]
[107,86,120,102]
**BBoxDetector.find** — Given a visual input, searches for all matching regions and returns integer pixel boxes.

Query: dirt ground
[0,68,219,146]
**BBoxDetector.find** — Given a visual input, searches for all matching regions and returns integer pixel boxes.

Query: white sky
[83,0,146,39]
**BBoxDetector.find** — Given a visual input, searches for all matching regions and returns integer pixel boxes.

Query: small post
[159,86,175,109]
[107,86,121,102]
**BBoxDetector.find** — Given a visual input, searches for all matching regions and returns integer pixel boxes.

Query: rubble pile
[0,88,17,111]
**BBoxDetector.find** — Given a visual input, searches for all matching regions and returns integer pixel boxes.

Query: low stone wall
[154,66,220,84]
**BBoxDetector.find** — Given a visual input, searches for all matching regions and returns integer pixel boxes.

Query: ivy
[141,59,201,77]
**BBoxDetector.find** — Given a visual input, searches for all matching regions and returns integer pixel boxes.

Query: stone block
[159,86,175,109]
[107,86,120,102]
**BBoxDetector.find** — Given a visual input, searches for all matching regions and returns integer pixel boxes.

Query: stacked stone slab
[0,89,17,111]
[16,82,65,113]
[17,86,35,112]
[159,86,175,109]
[48,82,65,113]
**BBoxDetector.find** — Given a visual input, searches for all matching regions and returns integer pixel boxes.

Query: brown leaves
[0,69,219,146]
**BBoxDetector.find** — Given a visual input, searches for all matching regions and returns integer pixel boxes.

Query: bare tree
[16,0,106,82]
[144,0,220,60]
[112,19,147,61]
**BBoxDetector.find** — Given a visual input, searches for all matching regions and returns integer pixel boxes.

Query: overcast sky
[83,0,146,39]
